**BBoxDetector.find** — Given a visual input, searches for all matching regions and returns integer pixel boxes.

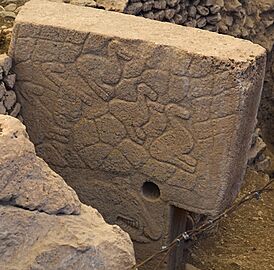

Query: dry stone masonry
[9,0,266,269]
[0,53,21,118]
[0,114,136,270]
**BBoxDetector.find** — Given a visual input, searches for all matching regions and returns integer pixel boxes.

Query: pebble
[185,19,197,27]
[188,6,197,18]
[142,1,153,12]
[223,14,234,26]
[143,11,154,20]
[0,82,6,99]
[0,54,12,75]
[165,8,176,20]
[197,5,210,16]
[203,24,218,31]
[206,13,222,24]
[2,27,12,34]
[10,102,21,117]
[210,5,221,14]
[192,0,200,6]
[125,2,142,15]
[0,101,6,114]
[4,3,16,12]
[154,0,166,10]
[3,90,16,110]
[154,10,165,20]
[205,0,224,7]
[0,10,16,19]
[18,114,23,123]
[197,17,207,28]
[15,6,21,14]
[258,211,263,217]
[4,73,16,89]
[173,13,183,24]
[166,0,180,8]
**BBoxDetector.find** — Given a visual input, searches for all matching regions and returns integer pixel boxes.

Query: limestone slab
[9,0,266,268]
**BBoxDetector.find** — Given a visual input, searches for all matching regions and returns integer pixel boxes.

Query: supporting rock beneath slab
[0,115,136,270]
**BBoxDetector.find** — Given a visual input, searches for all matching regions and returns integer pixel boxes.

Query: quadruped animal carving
[11,1,266,269]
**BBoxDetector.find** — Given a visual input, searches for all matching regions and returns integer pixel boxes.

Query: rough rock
[0,101,6,114]
[64,0,128,11]
[0,115,81,215]
[4,3,17,11]
[0,53,12,75]
[0,82,5,99]
[3,73,16,88]
[97,0,128,11]
[0,114,136,270]
[0,205,135,270]
[0,53,21,119]
[248,135,266,164]
[3,89,16,109]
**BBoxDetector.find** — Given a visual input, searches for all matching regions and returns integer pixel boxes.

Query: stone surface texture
[0,114,81,214]
[9,0,266,268]
[0,114,136,270]
[0,204,135,270]
[60,0,274,151]
[60,0,127,11]
[0,53,22,118]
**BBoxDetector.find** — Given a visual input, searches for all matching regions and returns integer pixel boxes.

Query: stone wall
[0,53,21,118]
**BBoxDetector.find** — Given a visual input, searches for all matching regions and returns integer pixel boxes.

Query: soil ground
[187,162,274,270]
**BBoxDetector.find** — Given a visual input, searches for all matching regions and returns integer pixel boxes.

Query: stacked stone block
[125,0,223,31]
[0,53,21,118]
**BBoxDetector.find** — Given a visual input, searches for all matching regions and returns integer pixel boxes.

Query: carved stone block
[9,0,266,269]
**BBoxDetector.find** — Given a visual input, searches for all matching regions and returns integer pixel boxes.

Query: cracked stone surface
[0,114,136,270]
[0,114,81,214]
[9,1,266,268]
[0,204,135,270]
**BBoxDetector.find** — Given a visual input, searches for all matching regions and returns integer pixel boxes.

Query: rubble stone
[0,53,12,75]
[3,89,16,110]
[3,73,15,88]
[0,115,136,270]
[0,115,81,214]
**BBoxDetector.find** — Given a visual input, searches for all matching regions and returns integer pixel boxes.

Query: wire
[131,178,274,270]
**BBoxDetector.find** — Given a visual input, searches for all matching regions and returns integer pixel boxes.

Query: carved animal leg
[166,103,190,120]
[175,154,197,174]
[138,83,158,101]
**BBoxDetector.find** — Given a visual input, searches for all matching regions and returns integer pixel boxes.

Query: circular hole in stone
[141,181,161,201]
